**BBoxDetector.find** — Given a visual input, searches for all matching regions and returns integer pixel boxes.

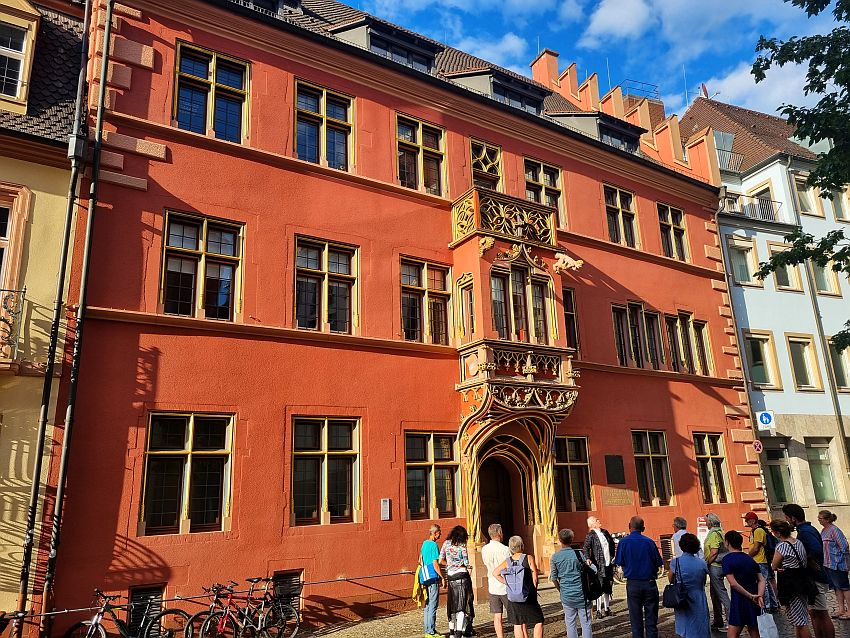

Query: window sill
[815,291,843,298]
[732,281,765,289]
[793,386,826,393]
[750,384,784,392]
[775,287,805,294]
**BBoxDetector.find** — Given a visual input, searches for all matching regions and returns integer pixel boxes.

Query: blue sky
[357,0,839,118]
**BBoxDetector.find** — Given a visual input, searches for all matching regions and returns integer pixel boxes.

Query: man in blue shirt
[614,516,663,638]
[421,524,445,638]
[784,503,835,638]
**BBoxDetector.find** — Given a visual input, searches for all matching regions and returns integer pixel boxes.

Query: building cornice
[0,131,68,169]
[133,0,717,200]
[559,229,726,280]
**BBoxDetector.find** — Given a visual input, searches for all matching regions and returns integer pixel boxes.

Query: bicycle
[199,578,299,638]
[64,589,189,638]
[184,583,229,638]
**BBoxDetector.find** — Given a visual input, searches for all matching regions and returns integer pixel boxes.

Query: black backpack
[758,522,778,563]
[574,549,603,602]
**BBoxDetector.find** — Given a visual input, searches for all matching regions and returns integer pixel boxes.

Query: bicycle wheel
[184,611,211,638]
[200,612,238,638]
[143,608,190,638]
[64,621,108,638]
[260,603,299,638]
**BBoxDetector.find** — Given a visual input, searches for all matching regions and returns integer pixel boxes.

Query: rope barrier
[7,569,416,623]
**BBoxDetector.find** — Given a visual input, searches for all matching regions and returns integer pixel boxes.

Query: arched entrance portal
[478,458,518,541]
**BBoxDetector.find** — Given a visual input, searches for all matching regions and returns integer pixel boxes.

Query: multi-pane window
[404,433,458,519]
[612,306,629,366]
[554,437,591,512]
[400,259,450,344]
[370,36,432,72]
[459,282,475,343]
[142,413,232,535]
[743,331,781,389]
[0,204,8,283]
[295,82,352,170]
[491,269,550,343]
[694,433,730,504]
[396,116,444,195]
[829,341,850,390]
[768,244,802,291]
[563,288,579,353]
[764,444,794,504]
[657,203,687,261]
[806,439,837,503]
[812,261,841,295]
[292,417,358,525]
[787,334,822,390]
[727,238,758,285]
[665,315,682,372]
[162,213,241,320]
[632,430,673,506]
[525,159,563,226]
[175,43,248,143]
[295,238,356,334]
[693,321,712,376]
[662,313,708,375]
[0,22,26,98]
[832,190,849,221]
[471,140,501,191]
[603,185,637,247]
[627,303,646,368]
[493,85,541,114]
[795,177,821,216]
[677,313,697,375]
[644,312,663,370]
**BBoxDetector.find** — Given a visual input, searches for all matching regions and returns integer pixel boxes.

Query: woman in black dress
[493,536,544,638]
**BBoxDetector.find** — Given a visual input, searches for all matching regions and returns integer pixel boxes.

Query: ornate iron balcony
[0,288,25,360]
[452,187,557,246]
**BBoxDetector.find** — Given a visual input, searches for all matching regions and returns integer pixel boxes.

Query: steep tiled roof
[542,93,582,114]
[680,97,817,172]
[0,5,83,145]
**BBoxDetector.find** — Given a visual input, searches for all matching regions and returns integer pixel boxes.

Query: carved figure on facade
[478,236,495,255]
[495,243,549,273]
[553,251,585,273]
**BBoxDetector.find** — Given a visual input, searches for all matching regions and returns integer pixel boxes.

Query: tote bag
[662,558,688,609]
[756,611,779,638]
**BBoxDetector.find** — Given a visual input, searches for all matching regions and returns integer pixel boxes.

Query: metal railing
[0,287,25,359]
[716,148,744,172]
[723,195,784,223]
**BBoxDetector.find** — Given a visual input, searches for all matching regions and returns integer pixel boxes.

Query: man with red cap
[744,511,778,613]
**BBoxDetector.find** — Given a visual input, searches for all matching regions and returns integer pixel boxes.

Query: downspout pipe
[40,0,116,624]
[15,0,92,628]
[782,156,850,486]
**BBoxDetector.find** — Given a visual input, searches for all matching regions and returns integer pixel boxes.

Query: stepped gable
[0,5,83,145]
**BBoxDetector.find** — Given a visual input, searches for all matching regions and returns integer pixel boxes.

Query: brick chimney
[530,48,559,89]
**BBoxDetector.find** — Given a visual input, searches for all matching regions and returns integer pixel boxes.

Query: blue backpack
[503,554,530,603]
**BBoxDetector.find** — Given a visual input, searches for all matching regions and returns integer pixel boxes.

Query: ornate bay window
[491,266,551,344]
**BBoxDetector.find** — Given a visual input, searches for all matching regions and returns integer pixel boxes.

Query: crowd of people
[416,504,850,638]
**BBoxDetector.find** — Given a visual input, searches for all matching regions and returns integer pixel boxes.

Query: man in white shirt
[481,523,512,638]
[671,517,688,558]
[583,516,616,617]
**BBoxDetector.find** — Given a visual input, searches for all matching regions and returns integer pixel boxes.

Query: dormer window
[493,84,540,115]
[0,0,39,115]
[600,125,639,154]
[369,35,432,73]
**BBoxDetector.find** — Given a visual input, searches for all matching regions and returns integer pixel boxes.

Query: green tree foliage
[752,0,850,351]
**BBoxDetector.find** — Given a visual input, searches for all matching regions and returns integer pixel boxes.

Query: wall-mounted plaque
[601,487,633,507]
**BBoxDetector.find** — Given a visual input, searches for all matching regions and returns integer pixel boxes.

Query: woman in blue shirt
[721,530,766,638]
[668,533,710,638]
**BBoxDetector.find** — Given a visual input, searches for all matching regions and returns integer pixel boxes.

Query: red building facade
[43,0,765,625]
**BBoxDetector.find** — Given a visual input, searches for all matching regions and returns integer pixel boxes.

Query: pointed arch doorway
[478,457,518,542]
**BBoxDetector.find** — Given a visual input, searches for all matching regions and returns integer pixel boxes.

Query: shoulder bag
[662,558,688,609]
[776,541,817,605]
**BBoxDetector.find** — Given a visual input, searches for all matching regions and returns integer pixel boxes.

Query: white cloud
[579,0,655,48]
[700,61,819,114]
[557,0,584,23]
[454,32,530,70]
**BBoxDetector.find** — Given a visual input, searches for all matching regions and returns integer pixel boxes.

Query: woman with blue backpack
[493,536,544,638]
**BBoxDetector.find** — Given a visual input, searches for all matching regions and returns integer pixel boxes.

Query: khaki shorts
[811,581,829,611]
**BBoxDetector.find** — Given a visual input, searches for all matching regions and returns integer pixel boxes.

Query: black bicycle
[64,589,189,638]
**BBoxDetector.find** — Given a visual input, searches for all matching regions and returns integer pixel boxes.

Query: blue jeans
[626,580,658,638]
[424,581,439,634]
[758,563,778,609]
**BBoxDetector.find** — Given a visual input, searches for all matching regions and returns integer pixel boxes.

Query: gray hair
[706,513,721,528]
[429,524,441,534]
[508,535,524,553]
[673,517,687,530]
[488,523,503,540]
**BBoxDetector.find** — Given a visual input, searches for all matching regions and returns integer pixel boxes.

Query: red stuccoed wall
[41,0,761,630]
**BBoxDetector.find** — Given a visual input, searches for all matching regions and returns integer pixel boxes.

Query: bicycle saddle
[246,577,263,584]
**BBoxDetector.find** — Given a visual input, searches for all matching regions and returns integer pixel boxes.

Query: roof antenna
[606,58,611,92]
[537,36,540,55]
[683,64,689,107]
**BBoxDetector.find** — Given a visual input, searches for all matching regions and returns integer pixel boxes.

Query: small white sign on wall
[756,410,776,432]
[380,498,391,521]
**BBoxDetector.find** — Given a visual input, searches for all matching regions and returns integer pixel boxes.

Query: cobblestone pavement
[309,581,850,638]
